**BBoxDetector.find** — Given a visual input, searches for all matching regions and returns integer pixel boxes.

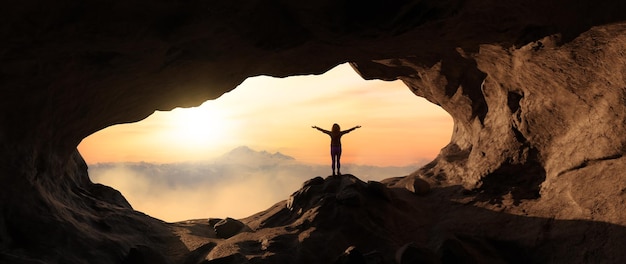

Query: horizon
[86,145,429,167]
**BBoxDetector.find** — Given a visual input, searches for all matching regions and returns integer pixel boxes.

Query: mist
[88,146,425,222]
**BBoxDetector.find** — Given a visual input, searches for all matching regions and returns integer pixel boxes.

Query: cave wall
[354,24,626,221]
[3,0,626,262]
[356,24,626,189]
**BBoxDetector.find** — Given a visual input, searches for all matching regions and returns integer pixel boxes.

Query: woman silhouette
[312,123,361,175]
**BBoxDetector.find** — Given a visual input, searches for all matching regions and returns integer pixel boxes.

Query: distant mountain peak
[228,146,256,155]
[271,151,295,160]
[217,146,295,163]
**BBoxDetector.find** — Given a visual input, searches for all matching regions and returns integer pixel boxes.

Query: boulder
[401,177,431,195]
[335,187,363,207]
[208,218,223,227]
[214,218,249,239]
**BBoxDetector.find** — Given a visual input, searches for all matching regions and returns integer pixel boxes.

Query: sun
[163,102,235,150]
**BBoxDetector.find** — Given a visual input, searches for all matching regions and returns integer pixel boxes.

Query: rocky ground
[161,171,626,264]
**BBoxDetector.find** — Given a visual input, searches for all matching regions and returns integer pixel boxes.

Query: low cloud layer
[88,146,425,222]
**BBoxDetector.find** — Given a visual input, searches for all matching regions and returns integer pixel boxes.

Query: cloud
[89,163,290,222]
[88,147,424,222]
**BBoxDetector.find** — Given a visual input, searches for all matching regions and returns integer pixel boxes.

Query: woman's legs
[336,152,341,175]
[330,146,342,175]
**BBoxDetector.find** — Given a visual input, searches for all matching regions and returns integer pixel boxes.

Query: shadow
[473,157,546,205]
[410,185,626,263]
[224,176,626,263]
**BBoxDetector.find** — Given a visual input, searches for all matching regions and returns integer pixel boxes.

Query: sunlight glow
[162,104,235,149]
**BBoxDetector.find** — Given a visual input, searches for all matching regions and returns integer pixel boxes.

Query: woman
[312,123,361,175]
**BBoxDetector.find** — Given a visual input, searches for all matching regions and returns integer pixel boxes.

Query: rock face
[3,0,626,263]
[213,218,249,239]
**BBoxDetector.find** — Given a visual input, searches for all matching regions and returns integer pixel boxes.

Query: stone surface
[123,245,169,264]
[213,218,248,239]
[397,176,431,195]
[332,246,367,264]
[395,243,439,264]
[2,0,626,263]
[208,218,223,227]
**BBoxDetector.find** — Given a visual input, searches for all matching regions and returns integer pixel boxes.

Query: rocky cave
[3,0,626,263]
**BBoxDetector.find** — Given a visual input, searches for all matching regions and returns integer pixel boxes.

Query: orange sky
[78,63,452,166]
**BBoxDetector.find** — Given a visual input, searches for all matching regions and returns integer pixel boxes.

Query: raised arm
[312,125,331,134]
[341,125,361,134]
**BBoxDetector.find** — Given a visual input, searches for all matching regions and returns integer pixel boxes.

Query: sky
[78,63,453,167]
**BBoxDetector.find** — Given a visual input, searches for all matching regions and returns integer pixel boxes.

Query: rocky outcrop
[3,0,626,263]
[172,174,626,263]
[215,174,428,263]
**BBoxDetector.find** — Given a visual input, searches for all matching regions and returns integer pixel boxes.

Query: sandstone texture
[3,0,626,263]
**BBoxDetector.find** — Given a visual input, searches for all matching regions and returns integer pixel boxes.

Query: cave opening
[77,63,452,222]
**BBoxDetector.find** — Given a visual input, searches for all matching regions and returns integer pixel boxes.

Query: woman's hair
[332,123,340,133]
